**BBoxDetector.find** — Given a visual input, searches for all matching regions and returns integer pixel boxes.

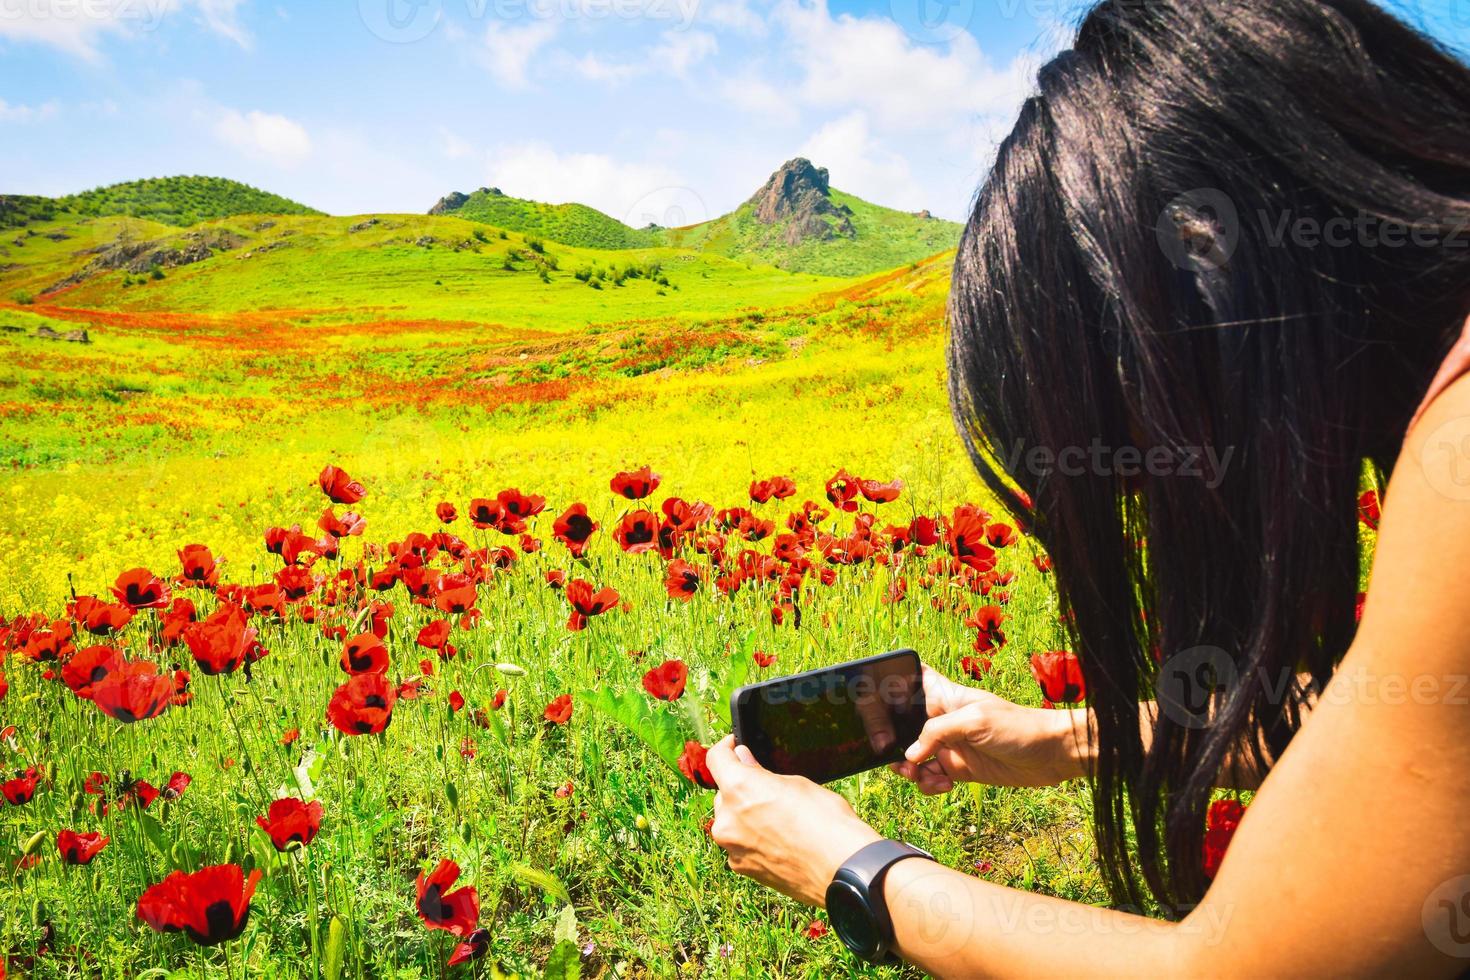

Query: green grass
[436,189,659,250]
[52,176,322,227]
[663,191,961,277]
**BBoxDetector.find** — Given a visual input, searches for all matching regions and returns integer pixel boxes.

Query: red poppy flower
[1030,651,1086,705]
[57,829,109,865]
[112,567,171,611]
[92,661,173,723]
[256,798,324,851]
[282,728,300,746]
[749,475,796,503]
[497,487,546,521]
[642,659,688,701]
[448,927,491,967]
[944,510,998,573]
[613,510,659,554]
[61,645,124,700]
[1357,490,1380,530]
[416,859,479,936]
[327,673,397,735]
[184,606,258,676]
[565,579,620,631]
[434,585,478,616]
[753,651,776,668]
[824,470,860,512]
[543,694,573,724]
[0,670,7,703]
[984,523,1018,548]
[398,678,427,700]
[436,501,458,524]
[677,741,716,789]
[2,767,39,804]
[137,863,261,946]
[319,508,366,539]
[177,544,220,588]
[805,920,828,940]
[490,689,508,710]
[341,633,390,674]
[960,655,991,680]
[448,691,465,712]
[857,478,903,503]
[610,466,660,500]
[552,504,599,557]
[664,560,701,601]
[1202,798,1246,878]
[1033,554,1053,573]
[417,619,452,652]
[319,465,366,505]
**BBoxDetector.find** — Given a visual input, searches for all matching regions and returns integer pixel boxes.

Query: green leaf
[138,810,168,857]
[711,628,758,725]
[553,903,577,945]
[510,863,571,905]
[323,916,347,980]
[582,687,685,770]
[544,939,581,980]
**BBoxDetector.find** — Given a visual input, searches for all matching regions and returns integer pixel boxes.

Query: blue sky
[1,0,1467,223]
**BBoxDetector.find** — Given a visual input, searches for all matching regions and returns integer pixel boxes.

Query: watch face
[826,879,881,959]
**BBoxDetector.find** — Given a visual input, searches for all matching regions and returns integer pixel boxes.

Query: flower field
[0,223,1101,977]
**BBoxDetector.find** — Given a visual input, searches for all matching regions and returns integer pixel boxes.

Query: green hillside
[429,187,658,250]
[429,160,961,276]
[667,188,960,277]
[47,176,322,227]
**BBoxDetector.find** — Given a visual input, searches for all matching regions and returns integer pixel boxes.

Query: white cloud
[776,0,1040,132]
[213,108,312,165]
[0,0,251,58]
[0,98,60,123]
[719,72,799,126]
[481,20,558,88]
[572,29,716,83]
[799,110,923,210]
[699,0,768,35]
[483,142,685,222]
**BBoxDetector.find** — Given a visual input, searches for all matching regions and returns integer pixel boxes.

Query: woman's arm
[711,378,1470,978]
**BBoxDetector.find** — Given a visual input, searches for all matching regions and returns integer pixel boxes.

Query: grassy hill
[666,187,961,277]
[24,176,323,227]
[430,187,658,250]
[430,160,962,276]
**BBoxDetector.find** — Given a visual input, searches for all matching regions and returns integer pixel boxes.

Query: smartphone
[730,649,926,784]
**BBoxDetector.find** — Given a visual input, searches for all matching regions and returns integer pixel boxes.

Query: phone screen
[732,650,926,784]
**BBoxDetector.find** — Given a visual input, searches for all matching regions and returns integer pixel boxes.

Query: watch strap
[835,839,935,960]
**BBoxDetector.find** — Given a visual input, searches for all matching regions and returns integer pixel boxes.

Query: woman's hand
[890,665,1087,793]
[706,735,882,907]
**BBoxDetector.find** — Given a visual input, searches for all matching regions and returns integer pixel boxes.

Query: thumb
[733,744,764,769]
[904,711,972,764]
[705,735,747,785]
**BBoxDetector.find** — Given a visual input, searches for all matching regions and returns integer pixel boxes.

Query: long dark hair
[949,0,1470,912]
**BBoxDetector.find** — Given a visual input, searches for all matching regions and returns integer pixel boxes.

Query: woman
[706,0,1470,974]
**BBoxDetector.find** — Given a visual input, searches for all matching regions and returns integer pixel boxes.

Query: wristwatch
[825,839,935,962]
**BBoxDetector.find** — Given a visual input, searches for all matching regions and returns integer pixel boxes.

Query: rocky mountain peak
[746,158,855,246]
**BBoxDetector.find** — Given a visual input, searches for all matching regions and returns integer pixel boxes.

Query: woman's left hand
[706,735,884,906]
